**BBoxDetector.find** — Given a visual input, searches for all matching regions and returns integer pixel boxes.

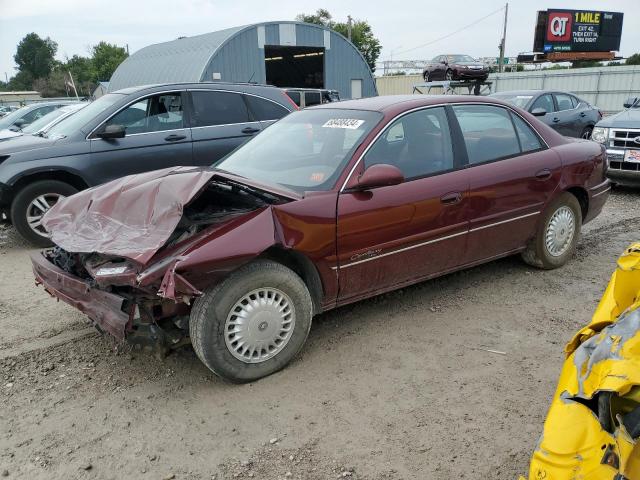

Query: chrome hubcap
[224,288,295,364]
[26,193,64,237]
[545,206,575,257]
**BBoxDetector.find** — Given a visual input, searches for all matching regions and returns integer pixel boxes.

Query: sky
[0,0,638,81]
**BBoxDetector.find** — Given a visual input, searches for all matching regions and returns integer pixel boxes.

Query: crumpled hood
[42,166,218,264]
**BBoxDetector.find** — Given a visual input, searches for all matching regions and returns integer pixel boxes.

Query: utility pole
[498,3,508,73]
[347,15,353,41]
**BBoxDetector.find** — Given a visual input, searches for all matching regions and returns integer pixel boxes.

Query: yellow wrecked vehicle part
[520,243,640,480]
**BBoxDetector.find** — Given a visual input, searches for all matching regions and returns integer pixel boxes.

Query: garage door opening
[265,46,324,89]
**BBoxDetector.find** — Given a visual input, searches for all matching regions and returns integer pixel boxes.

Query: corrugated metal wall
[376,66,640,114]
[204,22,377,99]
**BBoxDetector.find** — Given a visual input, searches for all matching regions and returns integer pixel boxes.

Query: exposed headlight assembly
[591,127,609,144]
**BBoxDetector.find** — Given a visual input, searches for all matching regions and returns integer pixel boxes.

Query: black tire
[10,180,78,247]
[423,71,431,83]
[190,260,313,383]
[581,126,594,139]
[521,192,582,270]
[445,69,454,81]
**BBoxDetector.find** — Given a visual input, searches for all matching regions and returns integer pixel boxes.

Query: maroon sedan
[31,95,610,382]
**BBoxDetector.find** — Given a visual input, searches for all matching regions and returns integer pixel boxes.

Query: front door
[553,93,580,137]
[449,104,561,264]
[89,91,192,183]
[189,90,261,166]
[336,106,470,304]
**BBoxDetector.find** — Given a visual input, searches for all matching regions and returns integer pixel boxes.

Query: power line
[386,5,506,58]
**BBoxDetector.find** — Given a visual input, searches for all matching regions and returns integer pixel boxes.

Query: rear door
[336,106,470,303]
[89,91,193,182]
[450,104,561,264]
[189,90,261,165]
[553,93,581,137]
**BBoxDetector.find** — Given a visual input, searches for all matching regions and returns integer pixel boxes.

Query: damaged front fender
[521,243,640,480]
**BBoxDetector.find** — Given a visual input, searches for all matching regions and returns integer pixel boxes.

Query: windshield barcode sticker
[322,119,365,129]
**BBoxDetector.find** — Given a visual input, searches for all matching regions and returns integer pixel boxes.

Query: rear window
[286,91,301,107]
[304,92,322,107]
[245,95,289,121]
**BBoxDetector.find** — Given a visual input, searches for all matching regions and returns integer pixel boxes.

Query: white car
[0,103,87,141]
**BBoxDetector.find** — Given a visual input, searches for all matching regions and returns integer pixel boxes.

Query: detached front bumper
[456,70,488,80]
[31,252,131,339]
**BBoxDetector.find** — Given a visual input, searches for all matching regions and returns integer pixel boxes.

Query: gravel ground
[0,188,639,480]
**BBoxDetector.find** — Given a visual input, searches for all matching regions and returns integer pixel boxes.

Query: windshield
[216,108,382,193]
[46,94,123,138]
[490,94,533,109]
[22,107,70,134]
[0,105,34,130]
[450,55,477,63]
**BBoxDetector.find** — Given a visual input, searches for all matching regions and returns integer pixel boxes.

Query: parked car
[0,105,19,117]
[520,243,640,480]
[0,103,87,141]
[284,88,340,108]
[0,82,297,245]
[490,90,602,139]
[32,95,610,382]
[422,54,489,82]
[0,101,77,132]
[591,96,640,187]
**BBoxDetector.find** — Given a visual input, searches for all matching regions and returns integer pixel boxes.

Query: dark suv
[0,82,297,245]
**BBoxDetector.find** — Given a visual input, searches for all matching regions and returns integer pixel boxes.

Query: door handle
[440,191,462,205]
[552,117,560,123]
[535,169,552,180]
[241,127,260,134]
[164,134,186,141]
[580,112,586,117]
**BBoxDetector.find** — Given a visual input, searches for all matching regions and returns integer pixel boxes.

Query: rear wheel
[423,71,431,82]
[521,193,582,269]
[190,260,313,383]
[10,180,78,247]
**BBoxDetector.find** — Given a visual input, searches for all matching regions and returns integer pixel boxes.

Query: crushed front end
[30,166,293,356]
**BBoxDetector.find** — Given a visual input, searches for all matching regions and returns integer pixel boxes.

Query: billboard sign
[533,9,623,53]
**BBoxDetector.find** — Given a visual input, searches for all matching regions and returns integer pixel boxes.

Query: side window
[555,93,574,112]
[364,106,454,180]
[286,91,301,107]
[305,92,322,107]
[452,105,520,164]
[570,95,579,108]
[23,105,56,123]
[510,113,544,153]
[531,94,555,113]
[191,91,250,127]
[105,93,183,134]
[245,95,289,121]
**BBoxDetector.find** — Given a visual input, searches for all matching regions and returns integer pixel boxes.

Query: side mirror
[623,97,639,108]
[531,108,547,117]
[347,164,404,191]
[13,118,26,128]
[97,124,126,139]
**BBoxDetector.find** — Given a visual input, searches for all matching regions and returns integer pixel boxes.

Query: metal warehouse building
[108,21,377,99]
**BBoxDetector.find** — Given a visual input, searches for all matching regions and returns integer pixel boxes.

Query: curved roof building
[108,21,377,99]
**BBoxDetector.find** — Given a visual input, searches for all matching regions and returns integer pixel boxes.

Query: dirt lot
[0,188,638,480]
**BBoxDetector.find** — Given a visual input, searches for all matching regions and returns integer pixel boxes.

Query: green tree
[14,33,58,81]
[7,70,35,90]
[295,9,382,72]
[571,60,601,68]
[626,53,640,65]
[91,42,128,81]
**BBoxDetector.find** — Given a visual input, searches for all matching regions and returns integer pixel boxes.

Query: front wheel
[445,69,454,81]
[581,126,593,139]
[190,260,313,382]
[10,180,78,247]
[521,193,582,269]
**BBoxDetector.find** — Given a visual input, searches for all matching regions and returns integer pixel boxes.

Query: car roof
[111,82,283,95]
[309,95,511,112]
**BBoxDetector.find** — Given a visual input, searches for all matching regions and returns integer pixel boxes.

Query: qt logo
[547,12,572,42]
